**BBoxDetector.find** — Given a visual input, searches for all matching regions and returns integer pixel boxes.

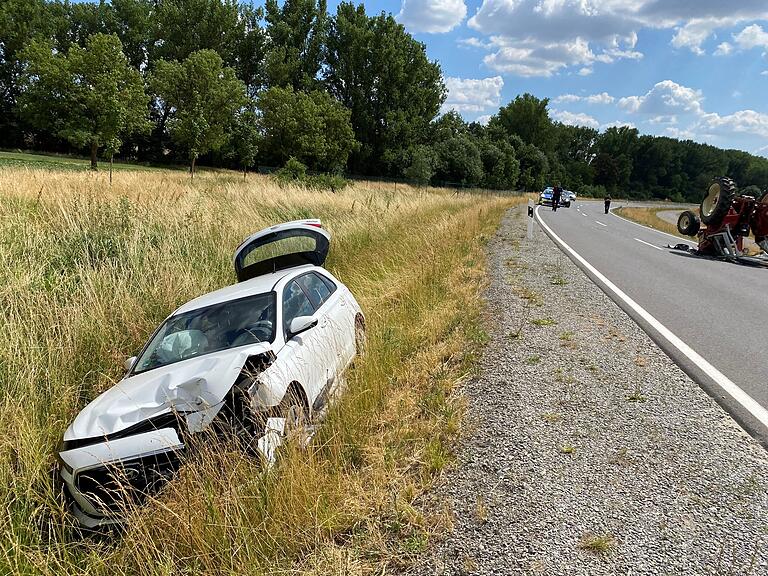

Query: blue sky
[325,0,768,157]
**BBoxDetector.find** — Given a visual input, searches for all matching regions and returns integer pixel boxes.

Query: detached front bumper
[58,428,185,527]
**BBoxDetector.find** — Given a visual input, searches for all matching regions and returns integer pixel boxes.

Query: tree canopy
[151,49,246,174]
[2,0,767,197]
[19,32,149,169]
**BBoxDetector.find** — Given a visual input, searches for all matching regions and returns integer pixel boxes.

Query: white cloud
[762,70,768,76]
[618,79,768,154]
[464,0,768,75]
[442,76,504,114]
[665,126,695,140]
[398,0,468,33]
[468,0,640,45]
[466,1,644,76]
[475,114,492,125]
[481,37,594,77]
[697,110,768,136]
[618,80,704,116]
[553,92,615,105]
[550,109,600,129]
[553,94,582,104]
[638,1,768,52]
[670,19,724,55]
[458,37,492,49]
[714,42,733,56]
[733,24,768,49]
[648,115,678,125]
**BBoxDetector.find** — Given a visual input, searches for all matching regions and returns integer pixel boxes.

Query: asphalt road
[536,200,768,445]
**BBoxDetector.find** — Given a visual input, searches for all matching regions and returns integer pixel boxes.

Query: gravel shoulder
[413,206,768,575]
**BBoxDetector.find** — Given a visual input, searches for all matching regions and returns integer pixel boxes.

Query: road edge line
[535,206,768,447]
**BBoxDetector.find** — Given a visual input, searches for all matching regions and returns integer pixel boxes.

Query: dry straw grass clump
[0,167,521,574]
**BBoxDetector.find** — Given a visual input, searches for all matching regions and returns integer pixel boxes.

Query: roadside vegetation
[0,165,520,574]
[3,0,768,195]
[614,206,686,238]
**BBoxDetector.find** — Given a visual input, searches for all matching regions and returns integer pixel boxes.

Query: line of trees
[1,0,767,198]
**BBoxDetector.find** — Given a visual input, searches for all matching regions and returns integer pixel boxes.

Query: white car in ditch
[57,220,365,527]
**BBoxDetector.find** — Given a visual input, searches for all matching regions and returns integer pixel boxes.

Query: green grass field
[0,165,521,575]
[0,150,179,172]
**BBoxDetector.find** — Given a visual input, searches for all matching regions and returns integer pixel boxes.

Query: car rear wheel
[677,210,701,236]
[700,177,735,226]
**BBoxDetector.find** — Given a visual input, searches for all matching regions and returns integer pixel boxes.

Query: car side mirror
[124,356,137,371]
[288,316,318,339]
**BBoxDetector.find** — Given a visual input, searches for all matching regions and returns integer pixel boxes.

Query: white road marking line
[582,212,588,217]
[535,206,768,432]
[634,238,663,251]
[595,220,608,227]
[611,209,696,245]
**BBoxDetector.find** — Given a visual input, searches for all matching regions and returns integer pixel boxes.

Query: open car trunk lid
[233,219,330,282]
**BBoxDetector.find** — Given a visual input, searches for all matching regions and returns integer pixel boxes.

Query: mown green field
[0,151,178,172]
[0,166,520,575]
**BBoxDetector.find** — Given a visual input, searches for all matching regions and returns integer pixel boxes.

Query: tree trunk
[109,153,113,185]
[243,165,247,179]
[190,155,196,179]
[90,141,98,171]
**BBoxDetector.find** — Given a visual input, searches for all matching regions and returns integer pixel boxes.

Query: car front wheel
[280,387,310,446]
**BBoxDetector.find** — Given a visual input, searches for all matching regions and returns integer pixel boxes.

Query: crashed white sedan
[57,220,365,527]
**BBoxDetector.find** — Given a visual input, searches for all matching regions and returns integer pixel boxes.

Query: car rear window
[241,234,317,271]
[296,273,334,309]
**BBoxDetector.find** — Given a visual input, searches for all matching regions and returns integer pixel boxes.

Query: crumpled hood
[65,343,273,441]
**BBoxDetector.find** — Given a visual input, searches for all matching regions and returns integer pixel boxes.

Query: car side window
[318,273,337,295]
[296,273,333,309]
[282,280,315,335]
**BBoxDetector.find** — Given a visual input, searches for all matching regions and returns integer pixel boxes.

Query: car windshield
[133,292,276,374]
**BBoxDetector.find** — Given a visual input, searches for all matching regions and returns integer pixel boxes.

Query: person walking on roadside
[552,183,563,212]
[604,194,612,214]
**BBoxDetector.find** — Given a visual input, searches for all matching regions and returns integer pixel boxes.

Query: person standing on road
[604,194,612,214]
[552,183,563,212]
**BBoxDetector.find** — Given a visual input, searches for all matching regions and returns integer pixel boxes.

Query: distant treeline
[1,0,767,198]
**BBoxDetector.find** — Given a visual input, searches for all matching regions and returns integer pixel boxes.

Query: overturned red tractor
[677,177,768,259]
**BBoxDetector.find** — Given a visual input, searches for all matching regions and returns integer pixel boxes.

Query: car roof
[173,264,316,316]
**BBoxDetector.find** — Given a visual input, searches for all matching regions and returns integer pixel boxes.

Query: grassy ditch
[613,206,685,238]
[0,167,520,574]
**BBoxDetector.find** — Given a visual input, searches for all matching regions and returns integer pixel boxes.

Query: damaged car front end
[58,220,364,527]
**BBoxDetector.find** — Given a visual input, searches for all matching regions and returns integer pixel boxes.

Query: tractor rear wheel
[677,210,701,236]
[700,177,736,226]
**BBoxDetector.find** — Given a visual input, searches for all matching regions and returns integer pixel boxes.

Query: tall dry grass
[0,167,520,574]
